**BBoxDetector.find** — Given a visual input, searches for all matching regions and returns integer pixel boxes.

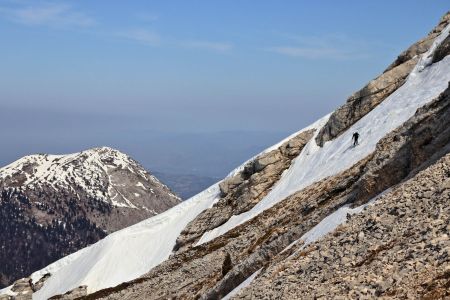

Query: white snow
[222,268,262,300]
[30,184,220,299]
[10,121,323,299]
[288,201,372,255]
[197,23,450,246]
[1,23,448,300]
[0,147,149,208]
[136,182,146,189]
[281,187,392,258]
[0,286,16,297]
[224,116,330,179]
[218,189,390,300]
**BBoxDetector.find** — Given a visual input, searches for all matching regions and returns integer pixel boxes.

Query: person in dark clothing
[352,132,360,146]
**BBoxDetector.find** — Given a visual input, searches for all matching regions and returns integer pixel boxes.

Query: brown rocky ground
[236,153,450,299]
[4,11,450,300]
[75,82,450,300]
[174,129,315,252]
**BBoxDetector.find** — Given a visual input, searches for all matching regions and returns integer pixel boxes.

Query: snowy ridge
[2,120,329,299]
[1,21,449,300]
[27,186,220,299]
[0,147,165,208]
[224,115,331,179]
[0,184,219,298]
[196,23,450,245]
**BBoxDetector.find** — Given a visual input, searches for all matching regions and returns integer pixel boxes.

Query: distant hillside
[0,147,180,288]
[3,11,450,300]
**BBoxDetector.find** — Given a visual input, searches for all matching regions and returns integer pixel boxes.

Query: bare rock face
[433,34,450,64]
[387,11,450,71]
[236,153,450,299]
[348,82,450,206]
[79,81,450,300]
[48,286,87,300]
[173,129,314,252]
[7,12,450,300]
[315,11,450,147]
[0,147,180,288]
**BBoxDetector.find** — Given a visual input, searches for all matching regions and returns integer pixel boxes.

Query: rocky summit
[1,11,450,300]
[0,147,180,289]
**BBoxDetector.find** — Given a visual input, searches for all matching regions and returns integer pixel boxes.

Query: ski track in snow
[197,24,450,246]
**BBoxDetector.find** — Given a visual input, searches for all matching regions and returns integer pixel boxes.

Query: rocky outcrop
[78,81,450,300]
[0,274,51,300]
[348,81,450,206]
[387,12,450,71]
[173,129,314,252]
[315,58,417,147]
[48,286,87,299]
[315,11,450,147]
[236,153,450,299]
[0,147,180,288]
[81,154,372,300]
[5,12,450,300]
[433,34,450,64]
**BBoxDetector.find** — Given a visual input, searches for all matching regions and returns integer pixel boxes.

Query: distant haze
[0,105,289,178]
[0,0,448,179]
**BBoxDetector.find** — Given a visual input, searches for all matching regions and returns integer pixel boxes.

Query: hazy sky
[0,0,448,176]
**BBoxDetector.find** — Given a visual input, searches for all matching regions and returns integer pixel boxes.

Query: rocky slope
[235,152,450,299]
[315,12,450,146]
[2,11,450,300]
[80,82,450,299]
[0,147,180,288]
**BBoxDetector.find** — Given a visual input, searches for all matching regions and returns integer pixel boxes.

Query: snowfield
[1,22,449,300]
[197,23,450,245]
[28,184,219,299]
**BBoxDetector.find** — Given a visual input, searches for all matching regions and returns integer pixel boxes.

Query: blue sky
[0,0,448,175]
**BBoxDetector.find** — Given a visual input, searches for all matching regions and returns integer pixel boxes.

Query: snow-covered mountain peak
[2,11,450,300]
[0,147,181,289]
[0,147,179,209]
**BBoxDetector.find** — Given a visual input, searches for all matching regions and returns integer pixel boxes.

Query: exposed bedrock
[236,153,450,299]
[315,11,450,147]
[81,84,450,300]
[173,129,315,252]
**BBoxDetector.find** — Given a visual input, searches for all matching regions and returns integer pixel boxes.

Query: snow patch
[284,187,391,256]
[197,24,450,246]
[32,184,221,299]
[136,182,146,190]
